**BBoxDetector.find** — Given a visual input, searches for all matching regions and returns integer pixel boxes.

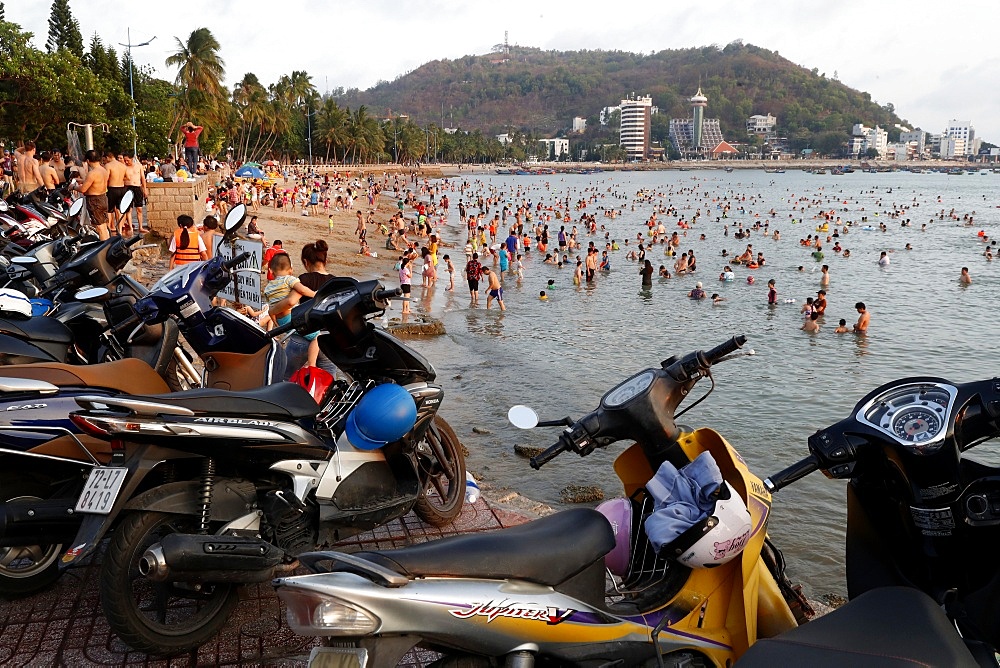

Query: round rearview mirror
[75,287,110,302]
[68,197,85,217]
[224,203,247,233]
[11,256,38,266]
[117,188,134,214]
[507,405,539,430]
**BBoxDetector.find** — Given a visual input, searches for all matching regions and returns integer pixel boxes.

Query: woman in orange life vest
[169,214,208,269]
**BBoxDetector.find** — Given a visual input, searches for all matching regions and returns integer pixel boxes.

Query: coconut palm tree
[165,27,226,140]
[315,97,349,163]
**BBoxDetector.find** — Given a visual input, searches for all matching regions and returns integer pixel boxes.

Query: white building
[746,114,777,136]
[850,123,888,158]
[496,133,512,145]
[939,136,967,159]
[945,120,978,156]
[899,129,926,157]
[619,95,654,160]
[538,138,570,160]
[572,116,587,133]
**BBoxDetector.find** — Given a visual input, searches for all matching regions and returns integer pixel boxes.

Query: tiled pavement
[0,499,530,667]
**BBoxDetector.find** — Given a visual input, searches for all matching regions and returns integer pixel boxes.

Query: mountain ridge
[339,42,906,152]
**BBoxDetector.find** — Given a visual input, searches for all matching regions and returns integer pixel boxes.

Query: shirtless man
[960,266,972,285]
[104,151,129,235]
[482,266,506,311]
[13,142,43,194]
[51,151,68,184]
[38,152,59,191]
[854,302,870,334]
[820,264,830,287]
[123,154,147,232]
[72,150,110,240]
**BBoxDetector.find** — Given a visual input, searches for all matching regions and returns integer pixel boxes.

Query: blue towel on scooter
[644,451,723,554]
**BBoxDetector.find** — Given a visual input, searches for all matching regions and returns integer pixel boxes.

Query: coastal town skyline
[9,0,999,142]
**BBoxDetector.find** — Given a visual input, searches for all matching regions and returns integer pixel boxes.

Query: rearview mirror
[68,198,85,217]
[117,188,134,215]
[223,203,247,237]
[75,287,111,303]
[508,405,539,430]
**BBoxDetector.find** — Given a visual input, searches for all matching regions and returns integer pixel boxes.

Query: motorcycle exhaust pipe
[0,498,82,547]
[139,533,284,584]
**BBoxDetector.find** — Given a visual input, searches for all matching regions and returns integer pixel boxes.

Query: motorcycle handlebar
[110,313,141,337]
[529,433,573,470]
[374,287,402,302]
[764,455,820,494]
[704,335,747,365]
[125,234,143,247]
[223,252,252,271]
[268,321,296,337]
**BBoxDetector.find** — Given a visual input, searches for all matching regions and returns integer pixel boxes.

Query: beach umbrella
[235,165,266,178]
[263,160,279,166]
[240,161,263,168]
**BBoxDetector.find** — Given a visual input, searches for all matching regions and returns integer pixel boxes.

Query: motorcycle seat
[0,358,170,395]
[135,382,319,419]
[738,586,978,667]
[0,315,72,346]
[351,508,614,587]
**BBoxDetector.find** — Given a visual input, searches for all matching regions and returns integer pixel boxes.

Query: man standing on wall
[182,122,204,172]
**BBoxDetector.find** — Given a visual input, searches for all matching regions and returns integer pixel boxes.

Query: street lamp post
[306,107,313,167]
[119,29,156,157]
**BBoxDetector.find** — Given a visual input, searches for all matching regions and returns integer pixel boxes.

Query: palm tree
[315,97,349,163]
[165,27,226,140]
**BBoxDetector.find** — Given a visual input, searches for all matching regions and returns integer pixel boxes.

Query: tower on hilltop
[690,87,708,151]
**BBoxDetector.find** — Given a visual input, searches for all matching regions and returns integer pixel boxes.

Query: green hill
[340,42,905,153]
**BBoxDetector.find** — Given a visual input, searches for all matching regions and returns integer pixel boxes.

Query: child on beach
[835,319,850,333]
[263,253,320,365]
[443,254,455,291]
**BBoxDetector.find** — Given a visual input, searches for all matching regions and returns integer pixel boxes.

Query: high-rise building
[619,95,653,160]
[669,88,725,157]
[945,120,978,156]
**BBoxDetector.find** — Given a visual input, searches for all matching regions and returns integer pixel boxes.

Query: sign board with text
[213,237,263,310]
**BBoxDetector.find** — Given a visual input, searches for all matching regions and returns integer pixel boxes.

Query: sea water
[402,168,1000,597]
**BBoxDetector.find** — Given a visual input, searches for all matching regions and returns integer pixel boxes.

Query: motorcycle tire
[165,349,198,392]
[100,511,238,656]
[0,476,64,596]
[413,416,467,527]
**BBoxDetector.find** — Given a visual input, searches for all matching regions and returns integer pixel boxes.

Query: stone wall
[145,176,211,236]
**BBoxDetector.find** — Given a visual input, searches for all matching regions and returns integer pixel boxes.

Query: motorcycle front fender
[58,443,199,569]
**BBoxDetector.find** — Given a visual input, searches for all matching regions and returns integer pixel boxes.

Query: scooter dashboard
[855,382,958,452]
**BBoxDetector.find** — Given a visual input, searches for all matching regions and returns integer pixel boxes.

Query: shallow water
[398,168,1000,597]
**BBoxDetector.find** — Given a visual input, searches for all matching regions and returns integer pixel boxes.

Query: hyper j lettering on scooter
[449,600,575,625]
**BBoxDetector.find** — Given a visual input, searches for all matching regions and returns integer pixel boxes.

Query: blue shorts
[489,288,503,300]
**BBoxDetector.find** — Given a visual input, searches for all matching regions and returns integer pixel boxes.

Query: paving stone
[0,501,530,666]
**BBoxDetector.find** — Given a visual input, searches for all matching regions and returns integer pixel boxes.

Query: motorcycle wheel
[413,416,466,527]
[100,511,238,656]
[0,477,63,596]
[165,348,199,391]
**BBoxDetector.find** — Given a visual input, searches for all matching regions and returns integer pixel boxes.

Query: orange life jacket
[173,228,201,265]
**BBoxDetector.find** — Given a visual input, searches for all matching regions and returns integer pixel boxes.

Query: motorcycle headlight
[277,586,380,636]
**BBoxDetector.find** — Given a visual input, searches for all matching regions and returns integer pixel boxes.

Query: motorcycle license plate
[74,467,128,514]
[307,648,367,668]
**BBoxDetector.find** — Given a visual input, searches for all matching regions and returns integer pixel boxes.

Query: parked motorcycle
[272,336,993,667]
[58,273,465,655]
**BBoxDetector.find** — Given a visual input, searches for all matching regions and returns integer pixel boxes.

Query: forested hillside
[341,42,906,152]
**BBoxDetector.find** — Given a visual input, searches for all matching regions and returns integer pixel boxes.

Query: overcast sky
[10,0,1000,142]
